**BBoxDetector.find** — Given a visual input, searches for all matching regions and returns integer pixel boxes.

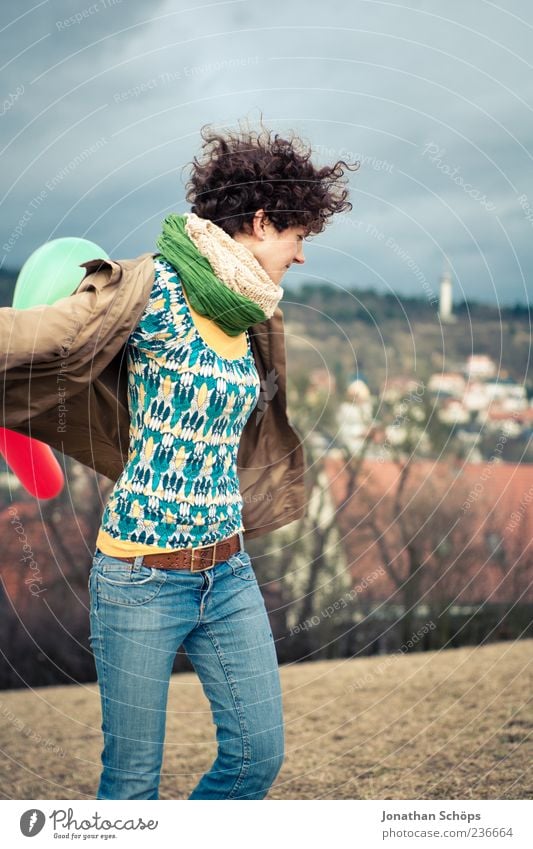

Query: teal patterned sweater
[99,256,261,548]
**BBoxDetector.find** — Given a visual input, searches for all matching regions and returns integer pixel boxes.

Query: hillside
[0,640,530,800]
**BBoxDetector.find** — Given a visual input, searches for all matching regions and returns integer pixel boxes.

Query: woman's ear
[251,209,267,240]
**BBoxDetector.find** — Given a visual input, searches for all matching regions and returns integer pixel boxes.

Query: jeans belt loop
[132,553,144,574]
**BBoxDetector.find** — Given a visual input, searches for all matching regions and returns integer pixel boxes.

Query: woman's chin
[261,269,284,285]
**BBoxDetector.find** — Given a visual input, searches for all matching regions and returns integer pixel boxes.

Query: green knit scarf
[155,214,266,337]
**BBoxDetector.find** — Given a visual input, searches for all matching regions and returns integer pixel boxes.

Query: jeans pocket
[229,549,256,581]
[94,553,168,605]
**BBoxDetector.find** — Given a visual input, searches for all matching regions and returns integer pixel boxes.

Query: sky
[1,0,532,306]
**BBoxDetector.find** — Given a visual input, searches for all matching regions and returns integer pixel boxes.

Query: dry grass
[0,640,531,800]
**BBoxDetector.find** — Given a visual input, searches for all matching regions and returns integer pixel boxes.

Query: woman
[15,122,354,800]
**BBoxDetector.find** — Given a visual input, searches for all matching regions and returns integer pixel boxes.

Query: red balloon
[0,428,64,500]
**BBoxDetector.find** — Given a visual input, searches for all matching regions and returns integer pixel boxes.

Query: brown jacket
[0,252,308,540]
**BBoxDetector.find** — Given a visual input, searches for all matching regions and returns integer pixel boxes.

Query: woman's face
[234,210,307,285]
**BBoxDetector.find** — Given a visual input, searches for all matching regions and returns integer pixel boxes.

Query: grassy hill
[0,640,530,799]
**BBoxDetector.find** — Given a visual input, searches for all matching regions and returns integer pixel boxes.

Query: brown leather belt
[109,532,242,572]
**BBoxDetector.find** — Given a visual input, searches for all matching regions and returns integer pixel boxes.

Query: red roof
[322,457,533,604]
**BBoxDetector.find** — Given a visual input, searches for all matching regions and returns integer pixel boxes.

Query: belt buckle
[190,542,216,572]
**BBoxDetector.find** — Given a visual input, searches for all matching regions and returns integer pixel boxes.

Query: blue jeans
[88,541,284,800]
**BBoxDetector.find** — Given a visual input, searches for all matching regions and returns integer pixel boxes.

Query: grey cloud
[0,0,531,304]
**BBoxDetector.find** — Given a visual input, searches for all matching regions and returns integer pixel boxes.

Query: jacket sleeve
[0,287,100,371]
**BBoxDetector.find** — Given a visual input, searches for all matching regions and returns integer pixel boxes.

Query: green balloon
[13,237,109,309]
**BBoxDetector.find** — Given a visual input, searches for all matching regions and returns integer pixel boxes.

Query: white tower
[439,267,456,323]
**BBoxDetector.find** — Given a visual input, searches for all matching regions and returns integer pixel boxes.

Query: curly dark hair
[185,120,359,237]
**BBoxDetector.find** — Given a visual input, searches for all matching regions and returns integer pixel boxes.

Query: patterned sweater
[96,256,260,555]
